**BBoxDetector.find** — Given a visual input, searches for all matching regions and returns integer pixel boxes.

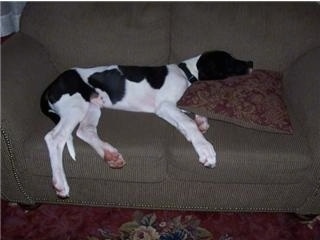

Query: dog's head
[196,51,253,80]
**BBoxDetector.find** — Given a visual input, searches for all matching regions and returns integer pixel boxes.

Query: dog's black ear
[197,51,231,80]
[197,51,253,80]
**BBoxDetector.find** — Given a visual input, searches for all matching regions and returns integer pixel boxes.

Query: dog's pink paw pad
[104,150,126,169]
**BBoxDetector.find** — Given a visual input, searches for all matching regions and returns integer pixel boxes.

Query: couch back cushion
[170,3,320,71]
[20,3,320,72]
[21,2,171,71]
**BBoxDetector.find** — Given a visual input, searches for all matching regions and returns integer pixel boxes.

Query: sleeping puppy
[41,50,253,197]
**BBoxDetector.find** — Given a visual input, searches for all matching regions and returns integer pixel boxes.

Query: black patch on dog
[88,69,126,104]
[197,51,253,80]
[47,70,96,103]
[40,70,97,124]
[118,65,168,89]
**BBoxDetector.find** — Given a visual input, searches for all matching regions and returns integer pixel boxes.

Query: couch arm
[284,47,320,213]
[1,33,58,203]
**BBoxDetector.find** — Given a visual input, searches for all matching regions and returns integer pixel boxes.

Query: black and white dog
[41,50,253,198]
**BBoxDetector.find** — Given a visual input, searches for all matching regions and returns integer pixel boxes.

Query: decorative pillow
[177,70,293,134]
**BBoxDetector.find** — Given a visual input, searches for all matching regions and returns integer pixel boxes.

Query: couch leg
[18,202,41,211]
[293,213,319,222]
[293,214,320,230]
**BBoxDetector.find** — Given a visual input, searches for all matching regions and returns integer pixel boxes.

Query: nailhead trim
[30,197,294,212]
[1,126,34,204]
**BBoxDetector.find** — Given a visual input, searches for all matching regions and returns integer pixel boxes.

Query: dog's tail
[66,136,76,161]
[40,89,77,161]
[40,88,60,125]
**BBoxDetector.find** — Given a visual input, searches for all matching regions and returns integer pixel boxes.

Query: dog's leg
[156,102,216,168]
[195,114,210,133]
[44,114,84,198]
[44,95,89,198]
[76,103,126,169]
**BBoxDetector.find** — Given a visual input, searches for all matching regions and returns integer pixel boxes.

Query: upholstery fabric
[284,47,320,157]
[1,33,58,203]
[283,47,320,212]
[170,3,320,71]
[167,117,310,184]
[21,3,171,70]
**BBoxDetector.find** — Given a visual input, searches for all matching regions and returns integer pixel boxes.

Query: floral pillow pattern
[177,70,293,134]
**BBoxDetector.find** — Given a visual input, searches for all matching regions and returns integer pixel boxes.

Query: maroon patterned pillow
[177,70,293,134]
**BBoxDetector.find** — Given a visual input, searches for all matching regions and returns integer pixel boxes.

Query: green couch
[2,2,320,214]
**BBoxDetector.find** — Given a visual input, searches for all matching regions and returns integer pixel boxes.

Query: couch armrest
[284,47,320,157]
[284,47,320,213]
[1,33,58,203]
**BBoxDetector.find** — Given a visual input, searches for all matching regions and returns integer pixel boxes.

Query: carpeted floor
[1,200,320,240]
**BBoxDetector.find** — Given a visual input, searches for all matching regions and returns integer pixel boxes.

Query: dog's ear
[197,51,230,80]
[197,51,252,80]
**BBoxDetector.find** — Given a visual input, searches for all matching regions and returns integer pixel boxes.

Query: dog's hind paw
[104,150,126,169]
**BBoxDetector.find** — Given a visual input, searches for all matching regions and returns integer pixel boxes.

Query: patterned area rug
[1,201,319,240]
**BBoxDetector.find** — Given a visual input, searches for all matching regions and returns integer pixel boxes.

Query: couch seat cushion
[25,110,169,183]
[167,117,311,184]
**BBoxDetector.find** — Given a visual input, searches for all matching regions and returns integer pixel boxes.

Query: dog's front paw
[194,140,216,168]
[104,149,126,169]
[52,177,70,198]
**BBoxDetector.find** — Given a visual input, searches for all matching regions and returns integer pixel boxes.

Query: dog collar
[178,63,198,84]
